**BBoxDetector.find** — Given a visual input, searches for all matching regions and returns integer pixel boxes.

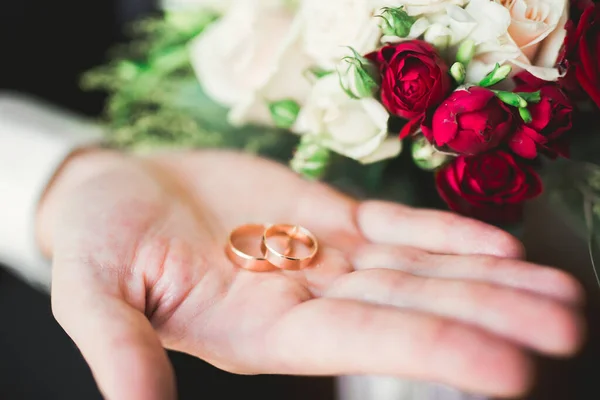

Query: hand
[38,149,585,400]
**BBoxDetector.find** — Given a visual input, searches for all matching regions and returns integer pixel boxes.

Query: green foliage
[78,9,422,202]
[80,10,290,156]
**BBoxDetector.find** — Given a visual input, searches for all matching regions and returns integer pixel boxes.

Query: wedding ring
[262,224,318,270]
[226,224,274,272]
[226,224,293,271]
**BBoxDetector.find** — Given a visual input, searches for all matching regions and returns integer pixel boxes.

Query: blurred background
[0,1,599,399]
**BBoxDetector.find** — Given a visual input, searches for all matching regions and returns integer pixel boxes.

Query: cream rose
[292,75,401,164]
[503,0,567,60]
[463,0,567,82]
[298,0,382,69]
[502,0,569,80]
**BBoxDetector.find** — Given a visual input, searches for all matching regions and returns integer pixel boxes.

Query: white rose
[417,6,477,49]
[228,19,314,126]
[373,0,468,17]
[298,0,382,69]
[293,75,401,164]
[380,5,477,52]
[189,0,298,108]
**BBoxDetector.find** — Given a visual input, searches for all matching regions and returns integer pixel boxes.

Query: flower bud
[519,107,533,123]
[515,90,542,103]
[495,91,528,108]
[450,62,466,85]
[456,39,476,67]
[337,47,380,99]
[268,99,301,129]
[290,135,331,180]
[478,63,512,87]
[378,7,416,38]
[412,136,450,171]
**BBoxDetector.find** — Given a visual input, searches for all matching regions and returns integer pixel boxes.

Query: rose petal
[400,115,424,139]
[465,0,512,44]
[511,59,563,81]
[509,126,544,158]
[529,98,553,131]
[445,4,478,44]
[358,137,403,164]
[534,4,569,68]
[409,17,433,38]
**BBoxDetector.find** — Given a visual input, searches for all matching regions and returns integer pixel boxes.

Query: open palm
[40,150,584,400]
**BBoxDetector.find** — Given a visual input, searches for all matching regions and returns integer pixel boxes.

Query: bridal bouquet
[83,0,600,248]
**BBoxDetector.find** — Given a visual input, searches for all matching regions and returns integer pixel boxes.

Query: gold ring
[226,224,273,271]
[262,224,318,270]
[226,224,293,271]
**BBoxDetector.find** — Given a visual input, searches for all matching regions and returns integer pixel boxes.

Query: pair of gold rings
[226,224,318,271]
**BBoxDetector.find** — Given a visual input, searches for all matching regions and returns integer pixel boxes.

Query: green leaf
[304,67,334,80]
[149,46,190,74]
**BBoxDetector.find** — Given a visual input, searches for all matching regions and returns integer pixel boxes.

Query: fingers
[352,244,585,305]
[265,299,533,398]
[324,269,584,356]
[357,201,525,258]
[52,272,176,400]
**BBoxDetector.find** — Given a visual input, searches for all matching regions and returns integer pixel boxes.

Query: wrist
[36,147,125,258]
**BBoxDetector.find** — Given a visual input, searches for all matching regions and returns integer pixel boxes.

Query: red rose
[367,40,452,128]
[511,72,573,159]
[560,3,600,108]
[436,151,543,223]
[421,87,515,155]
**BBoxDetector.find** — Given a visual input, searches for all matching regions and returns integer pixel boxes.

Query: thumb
[51,270,176,400]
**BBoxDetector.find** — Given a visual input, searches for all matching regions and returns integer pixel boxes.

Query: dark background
[0,0,333,398]
[1,1,599,399]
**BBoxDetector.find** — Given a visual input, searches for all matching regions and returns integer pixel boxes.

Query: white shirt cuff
[0,92,105,290]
